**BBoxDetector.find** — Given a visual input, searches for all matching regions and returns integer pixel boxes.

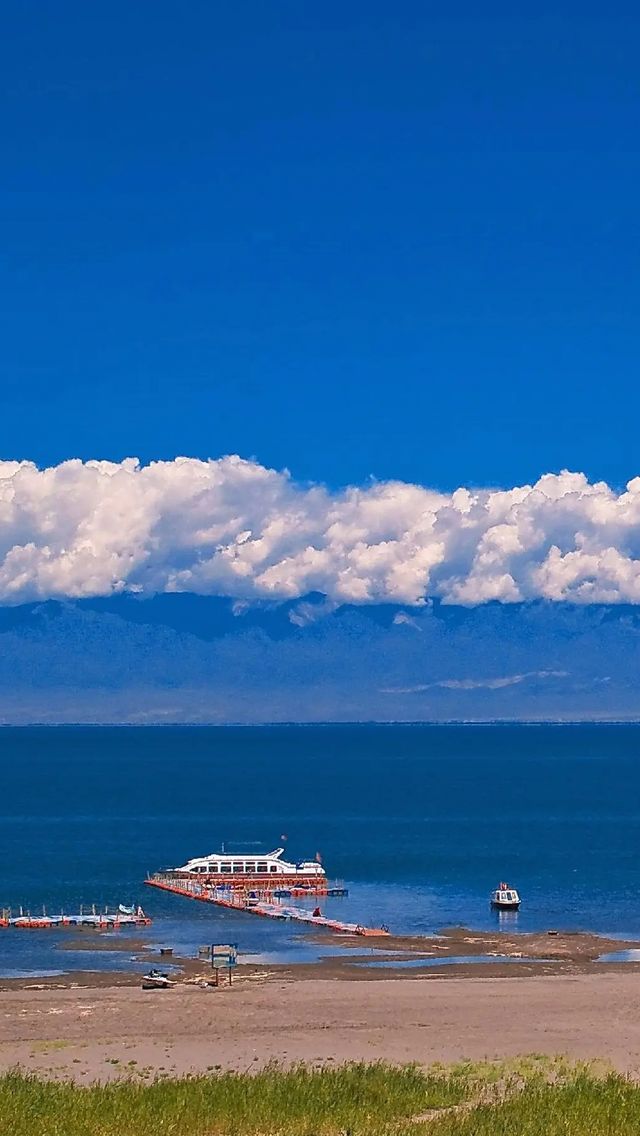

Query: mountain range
[0,593,639,722]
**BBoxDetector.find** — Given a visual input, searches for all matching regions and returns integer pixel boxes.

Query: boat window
[257,862,268,873]
[220,863,232,873]
[244,862,256,873]
[269,865,278,873]
[233,862,244,873]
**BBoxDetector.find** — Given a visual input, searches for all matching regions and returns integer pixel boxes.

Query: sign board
[211,943,238,968]
[211,943,238,986]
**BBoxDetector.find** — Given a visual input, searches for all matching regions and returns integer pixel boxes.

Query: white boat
[166,847,326,885]
[490,882,521,910]
[142,969,175,989]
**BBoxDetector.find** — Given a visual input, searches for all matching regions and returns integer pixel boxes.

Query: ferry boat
[161,847,326,890]
[490,883,521,911]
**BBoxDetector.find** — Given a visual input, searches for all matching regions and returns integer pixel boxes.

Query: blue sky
[2,3,639,492]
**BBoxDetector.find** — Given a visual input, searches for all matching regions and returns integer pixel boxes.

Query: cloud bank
[382,671,569,695]
[2,457,640,606]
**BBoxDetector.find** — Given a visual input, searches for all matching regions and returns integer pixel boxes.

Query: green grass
[428,1071,640,1135]
[0,1062,466,1136]
[3,1059,640,1136]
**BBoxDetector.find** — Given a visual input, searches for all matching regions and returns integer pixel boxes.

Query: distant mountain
[0,593,639,722]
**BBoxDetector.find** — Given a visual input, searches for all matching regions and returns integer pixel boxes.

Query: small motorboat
[490,882,521,910]
[141,969,175,990]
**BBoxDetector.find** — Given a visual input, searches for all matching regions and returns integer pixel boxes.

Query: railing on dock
[144,874,389,937]
[148,871,338,894]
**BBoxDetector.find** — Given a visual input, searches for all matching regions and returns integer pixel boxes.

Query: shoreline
[2,925,640,992]
[5,720,640,726]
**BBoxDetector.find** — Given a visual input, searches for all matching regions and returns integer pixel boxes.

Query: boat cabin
[171,847,325,880]
[490,882,521,910]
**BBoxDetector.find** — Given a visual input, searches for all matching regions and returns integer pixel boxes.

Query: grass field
[2,1058,639,1135]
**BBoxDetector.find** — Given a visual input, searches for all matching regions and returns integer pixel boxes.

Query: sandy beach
[4,963,640,1081]
[3,926,640,1082]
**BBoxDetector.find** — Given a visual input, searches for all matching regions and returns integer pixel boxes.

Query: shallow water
[3,723,640,977]
[597,949,640,963]
[355,954,555,969]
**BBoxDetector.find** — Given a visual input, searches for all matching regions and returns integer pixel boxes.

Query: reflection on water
[495,909,520,928]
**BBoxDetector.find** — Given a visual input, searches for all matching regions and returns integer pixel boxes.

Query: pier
[0,905,151,930]
[145,874,389,936]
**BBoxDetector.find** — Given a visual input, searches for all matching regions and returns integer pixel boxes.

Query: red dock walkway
[144,875,389,937]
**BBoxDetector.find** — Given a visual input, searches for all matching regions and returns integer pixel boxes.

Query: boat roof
[188,848,287,862]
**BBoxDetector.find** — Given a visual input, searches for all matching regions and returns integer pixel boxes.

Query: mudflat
[3,972,640,1081]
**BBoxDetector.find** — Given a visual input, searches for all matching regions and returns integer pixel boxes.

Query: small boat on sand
[490,883,521,910]
[142,969,175,990]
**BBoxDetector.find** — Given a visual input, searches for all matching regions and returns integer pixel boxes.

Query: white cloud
[1,457,640,606]
[382,671,569,694]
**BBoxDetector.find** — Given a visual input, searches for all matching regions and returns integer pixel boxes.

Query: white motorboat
[142,969,175,989]
[490,882,521,910]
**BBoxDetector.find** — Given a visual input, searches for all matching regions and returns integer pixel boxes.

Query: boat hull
[152,871,326,891]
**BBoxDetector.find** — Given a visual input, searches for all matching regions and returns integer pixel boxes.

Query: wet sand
[4,971,640,1081]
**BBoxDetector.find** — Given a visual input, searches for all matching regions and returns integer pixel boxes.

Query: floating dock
[145,874,389,937]
[0,906,151,930]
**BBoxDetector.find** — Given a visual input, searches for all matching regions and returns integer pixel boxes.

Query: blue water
[355,955,556,969]
[2,723,640,977]
[597,950,640,964]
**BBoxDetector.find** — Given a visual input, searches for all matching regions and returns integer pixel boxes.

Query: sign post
[211,943,238,986]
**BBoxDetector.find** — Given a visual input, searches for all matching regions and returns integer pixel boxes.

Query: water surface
[2,723,640,976]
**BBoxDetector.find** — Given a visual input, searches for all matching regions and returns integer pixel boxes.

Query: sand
[3,927,640,1081]
[4,970,640,1081]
